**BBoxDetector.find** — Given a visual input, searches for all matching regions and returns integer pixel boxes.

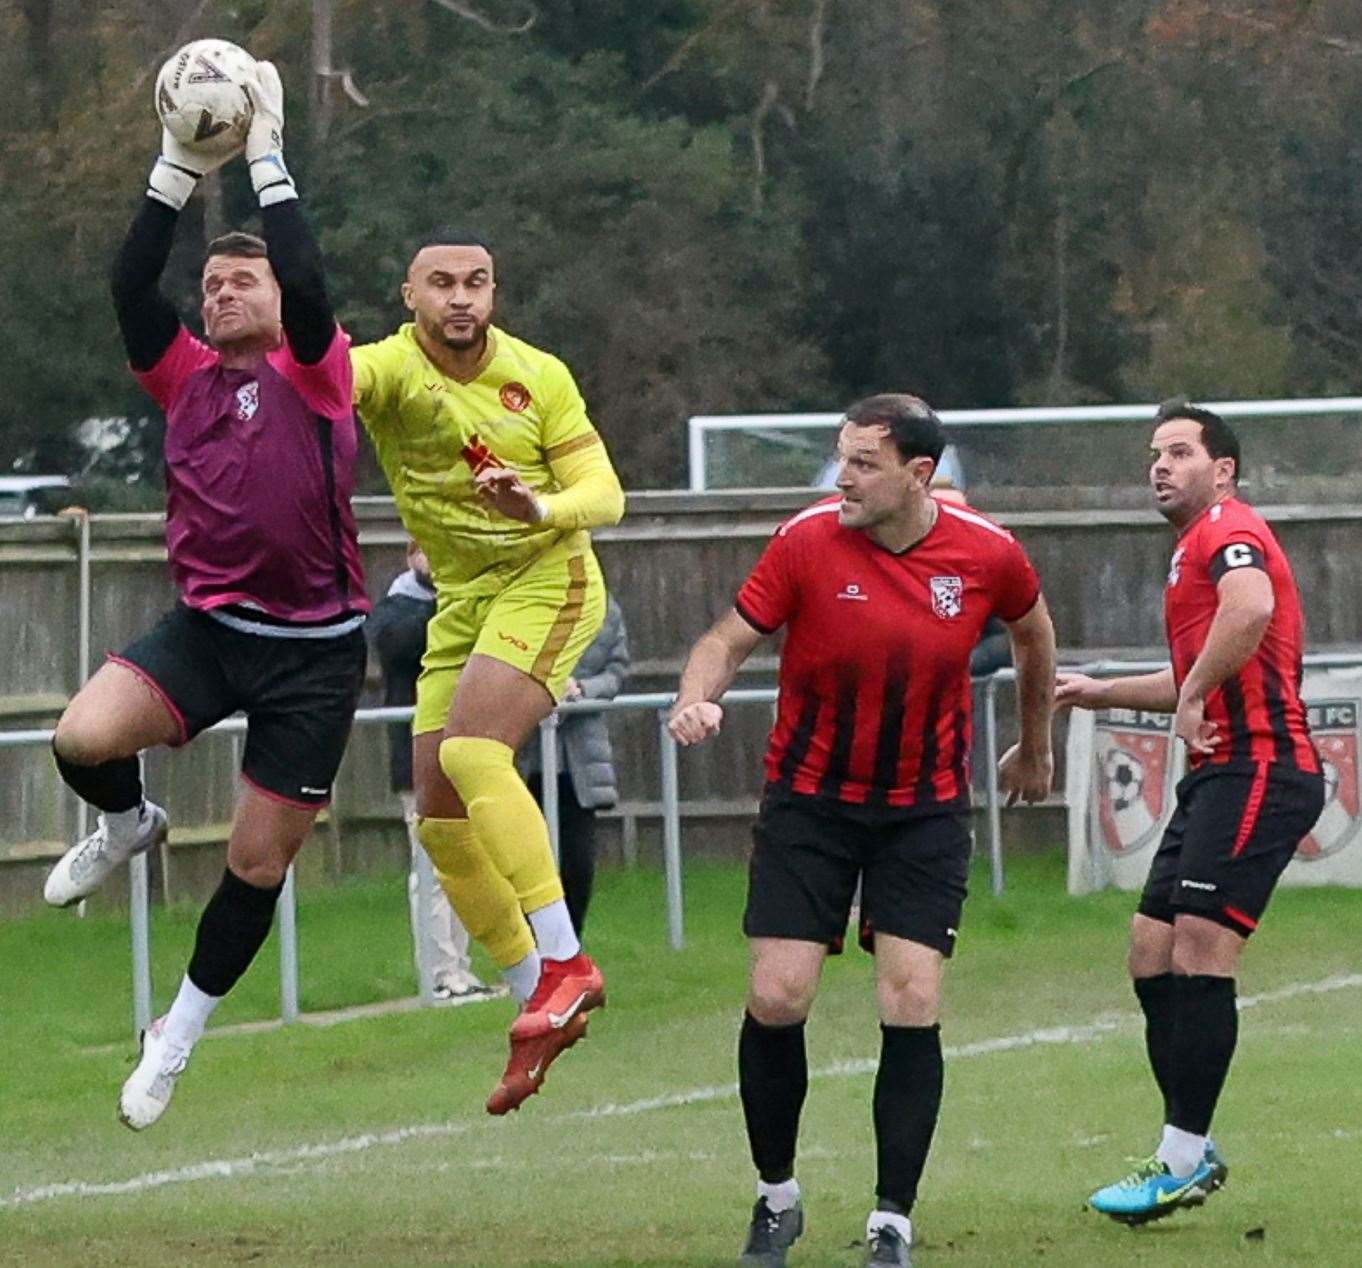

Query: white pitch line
[5,970,1359,1210]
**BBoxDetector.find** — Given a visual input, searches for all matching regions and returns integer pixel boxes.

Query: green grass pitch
[2,852,1359,1266]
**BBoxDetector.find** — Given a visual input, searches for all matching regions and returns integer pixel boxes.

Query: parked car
[0,476,76,519]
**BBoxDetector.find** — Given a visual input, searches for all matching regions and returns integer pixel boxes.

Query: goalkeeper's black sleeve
[262,200,336,366]
[110,198,182,372]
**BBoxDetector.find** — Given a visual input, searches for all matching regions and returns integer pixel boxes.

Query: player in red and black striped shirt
[669,394,1057,1267]
[1058,402,1324,1224]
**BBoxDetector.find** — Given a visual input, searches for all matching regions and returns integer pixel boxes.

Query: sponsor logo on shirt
[235,381,259,421]
[836,582,869,602]
[929,575,963,619]
[500,381,532,413]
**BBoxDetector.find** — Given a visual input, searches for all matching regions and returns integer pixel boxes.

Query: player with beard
[351,231,624,1114]
[670,394,1057,1267]
[1058,401,1324,1224]
[43,63,369,1129]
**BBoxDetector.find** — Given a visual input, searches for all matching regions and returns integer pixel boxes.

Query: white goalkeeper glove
[146,128,240,211]
[244,60,296,206]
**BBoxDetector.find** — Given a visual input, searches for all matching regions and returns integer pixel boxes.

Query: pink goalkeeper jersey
[133,325,369,622]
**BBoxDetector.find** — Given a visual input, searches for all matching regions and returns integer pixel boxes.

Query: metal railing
[8,650,1362,1036]
[686,396,1362,491]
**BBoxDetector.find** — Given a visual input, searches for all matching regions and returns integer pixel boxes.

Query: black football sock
[186,868,284,997]
[1134,973,1178,1121]
[739,1011,808,1184]
[1167,973,1238,1136]
[873,1023,944,1217]
[52,745,142,814]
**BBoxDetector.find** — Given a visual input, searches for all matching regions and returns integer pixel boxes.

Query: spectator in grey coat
[518,594,630,935]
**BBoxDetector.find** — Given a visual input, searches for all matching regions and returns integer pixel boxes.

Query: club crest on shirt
[1167,546,1185,587]
[929,575,963,619]
[235,381,259,421]
[499,381,532,413]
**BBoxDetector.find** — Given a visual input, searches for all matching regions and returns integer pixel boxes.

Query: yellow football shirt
[352,323,620,593]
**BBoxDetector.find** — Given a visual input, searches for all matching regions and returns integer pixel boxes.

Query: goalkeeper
[44,62,368,1131]
[352,230,624,1114]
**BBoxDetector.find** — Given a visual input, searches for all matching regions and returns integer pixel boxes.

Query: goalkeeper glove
[244,60,296,206]
[146,128,239,211]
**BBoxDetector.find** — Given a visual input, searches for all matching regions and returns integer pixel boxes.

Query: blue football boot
[1088,1153,1219,1225]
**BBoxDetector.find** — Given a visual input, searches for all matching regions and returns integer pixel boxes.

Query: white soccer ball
[154,39,256,157]
[1102,748,1145,813]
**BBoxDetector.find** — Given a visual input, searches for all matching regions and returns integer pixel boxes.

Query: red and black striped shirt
[736,496,1041,814]
[1164,497,1318,773]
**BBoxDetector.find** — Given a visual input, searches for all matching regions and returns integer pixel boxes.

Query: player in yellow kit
[351,229,624,1113]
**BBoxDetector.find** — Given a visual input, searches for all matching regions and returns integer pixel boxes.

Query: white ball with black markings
[154,39,256,157]
[1103,747,1145,812]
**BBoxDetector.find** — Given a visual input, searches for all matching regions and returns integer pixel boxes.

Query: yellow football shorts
[413,541,606,736]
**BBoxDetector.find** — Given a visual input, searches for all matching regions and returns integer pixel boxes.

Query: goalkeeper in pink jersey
[43,61,369,1131]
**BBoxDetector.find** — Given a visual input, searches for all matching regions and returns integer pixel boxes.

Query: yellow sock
[416,816,534,968]
[438,736,565,914]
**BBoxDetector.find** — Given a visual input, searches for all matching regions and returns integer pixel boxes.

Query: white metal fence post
[129,851,152,1036]
[75,513,91,918]
[657,710,684,950]
[279,864,299,1022]
[984,673,1005,898]
[540,712,561,865]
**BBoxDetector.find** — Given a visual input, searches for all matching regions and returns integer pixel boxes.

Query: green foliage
[1,0,1359,490]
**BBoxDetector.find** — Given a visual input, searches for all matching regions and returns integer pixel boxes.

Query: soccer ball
[1102,748,1145,813]
[154,39,256,157]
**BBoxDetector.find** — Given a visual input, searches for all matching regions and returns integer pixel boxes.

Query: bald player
[351,230,624,1114]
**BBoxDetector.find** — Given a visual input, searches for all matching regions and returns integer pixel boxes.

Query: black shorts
[112,604,367,808]
[743,791,972,958]
[1138,761,1325,936]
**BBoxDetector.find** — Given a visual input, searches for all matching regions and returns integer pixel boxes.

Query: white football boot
[119,1017,192,1131]
[44,802,168,908]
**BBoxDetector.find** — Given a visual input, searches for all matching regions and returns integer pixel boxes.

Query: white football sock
[757,1177,801,1213]
[502,949,542,1004]
[103,802,145,845]
[867,1210,913,1244]
[527,900,581,962]
[163,974,220,1048]
[1156,1124,1206,1179]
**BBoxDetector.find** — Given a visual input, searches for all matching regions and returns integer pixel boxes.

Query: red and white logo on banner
[1093,710,1174,857]
[1297,700,1361,860]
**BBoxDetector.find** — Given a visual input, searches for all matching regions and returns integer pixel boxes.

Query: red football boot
[509,953,606,1041]
[486,1012,590,1115]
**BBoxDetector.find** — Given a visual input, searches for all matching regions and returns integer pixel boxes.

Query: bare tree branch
[751,79,781,211]
[428,0,536,35]
[327,104,460,147]
[805,0,829,110]
[1198,2,1362,59]
[133,0,214,90]
[640,0,748,95]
